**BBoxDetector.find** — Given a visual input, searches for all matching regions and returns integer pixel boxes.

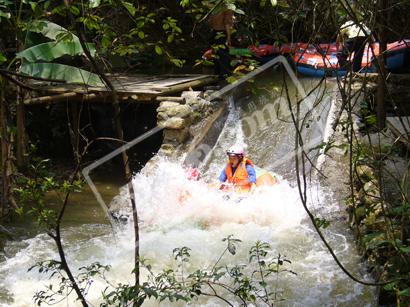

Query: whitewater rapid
[0,72,376,306]
[0,159,375,306]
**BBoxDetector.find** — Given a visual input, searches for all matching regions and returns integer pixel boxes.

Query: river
[0,67,377,306]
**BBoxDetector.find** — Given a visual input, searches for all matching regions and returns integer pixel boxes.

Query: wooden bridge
[25,74,218,105]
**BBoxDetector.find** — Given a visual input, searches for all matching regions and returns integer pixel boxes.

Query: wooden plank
[138,76,207,87]
[25,74,219,102]
[158,76,218,96]
[24,93,98,105]
[160,74,214,79]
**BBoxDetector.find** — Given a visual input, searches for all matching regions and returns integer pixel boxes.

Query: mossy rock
[355,164,374,182]
[361,181,381,206]
[354,206,366,222]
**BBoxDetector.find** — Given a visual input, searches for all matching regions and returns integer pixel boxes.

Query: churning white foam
[0,160,375,306]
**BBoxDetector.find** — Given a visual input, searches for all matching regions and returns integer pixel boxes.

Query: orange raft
[255,166,279,190]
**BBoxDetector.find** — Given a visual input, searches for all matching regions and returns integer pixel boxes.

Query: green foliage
[155,45,163,55]
[352,116,410,303]
[14,20,104,86]
[30,260,110,305]
[399,288,410,297]
[32,235,296,306]
[0,0,11,21]
[314,217,330,229]
[27,21,78,43]
[17,41,96,62]
[180,0,191,8]
[173,246,191,262]
[309,140,347,155]
[260,0,278,7]
[364,114,377,126]
[13,157,83,230]
[100,236,296,306]
[89,0,101,9]
[0,52,6,64]
[122,1,136,16]
[20,62,104,86]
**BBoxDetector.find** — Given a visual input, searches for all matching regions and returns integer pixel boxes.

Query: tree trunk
[16,89,26,168]
[16,36,26,169]
[112,95,140,289]
[1,86,10,217]
[376,0,388,130]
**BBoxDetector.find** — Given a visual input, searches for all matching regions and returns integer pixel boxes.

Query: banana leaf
[17,41,96,62]
[20,62,104,87]
[29,20,81,44]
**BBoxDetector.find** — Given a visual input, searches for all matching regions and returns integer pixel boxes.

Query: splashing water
[0,159,375,306]
[0,73,377,306]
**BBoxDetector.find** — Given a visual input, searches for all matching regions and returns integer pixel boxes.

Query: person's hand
[219,183,228,190]
[220,182,234,191]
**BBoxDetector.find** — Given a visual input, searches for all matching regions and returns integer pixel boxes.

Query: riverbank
[319,74,410,305]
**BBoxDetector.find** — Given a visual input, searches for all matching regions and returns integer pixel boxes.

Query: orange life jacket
[225,158,254,193]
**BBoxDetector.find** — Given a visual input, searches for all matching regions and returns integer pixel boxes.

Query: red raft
[203,40,410,76]
[293,40,410,77]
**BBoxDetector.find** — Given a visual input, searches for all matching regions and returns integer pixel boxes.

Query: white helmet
[227,145,245,156]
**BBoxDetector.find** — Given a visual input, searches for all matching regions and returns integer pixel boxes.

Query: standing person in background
[337,18,370,72]
[208,3,235,77]
[208,7,234,47]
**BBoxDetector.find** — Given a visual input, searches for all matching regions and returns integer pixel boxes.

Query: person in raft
[218,145,256,193]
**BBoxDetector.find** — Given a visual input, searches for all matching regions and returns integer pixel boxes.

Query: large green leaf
[122,1,136,16]
[399,288,410,297]
[89,0,101,8]
[20,63,104,87]
[29,20,81,44]
[17,41,96,62]
[0,52,6,64]
[0,10,11,20]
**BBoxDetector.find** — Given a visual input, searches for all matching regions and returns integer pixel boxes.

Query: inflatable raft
[178,166,278,205]
[217,166,279,194]
[293,40,410,77]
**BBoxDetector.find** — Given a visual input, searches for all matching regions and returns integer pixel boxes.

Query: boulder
[157,111,168,121]
[157,101,180,111]
[356,164,374,182]
[159,143,176,156]
[164,128,190,144]
[354,206,366,222]
[158,117,192,130]
[181,91,203,105]
[362,181,381,205]
[162,104,192,118]
[364,203,383,227]
[157,101,192,118]
[182,91,212,112]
